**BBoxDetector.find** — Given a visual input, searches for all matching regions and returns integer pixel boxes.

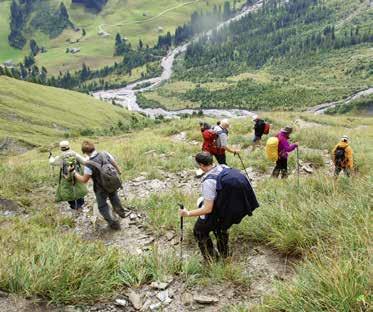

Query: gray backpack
[87,153,122,193]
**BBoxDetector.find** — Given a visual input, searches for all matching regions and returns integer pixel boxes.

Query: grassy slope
[0,0,245,74]
[141,0,373,110]
[0,76,148,147]
[0,1,25,62]
[0,111,372,309]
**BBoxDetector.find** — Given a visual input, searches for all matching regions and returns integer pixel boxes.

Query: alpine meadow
[0,0,372,311]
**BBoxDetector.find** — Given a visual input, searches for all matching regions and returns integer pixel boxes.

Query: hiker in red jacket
[272,126,298,179]
[200,119,239,165]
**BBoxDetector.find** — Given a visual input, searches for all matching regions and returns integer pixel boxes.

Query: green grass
[0,76,151,148]
[141,45,373,111]
[0,0,245,73]
[0,111,372,308]
[0,1,26,62]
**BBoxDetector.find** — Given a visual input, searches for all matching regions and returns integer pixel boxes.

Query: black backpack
[335,147,346,166]
[87,153,122,193]
[204,167,259,230]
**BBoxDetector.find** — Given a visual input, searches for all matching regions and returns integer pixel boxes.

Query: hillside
[0,76,150,153]
[0,112,371,310]
[140,0,373,111]
[0,0,244,74]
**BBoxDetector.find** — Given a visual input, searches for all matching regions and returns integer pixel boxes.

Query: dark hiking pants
[272,157,288,179]
[335,166,351,177]
[213,153,227,165]
[193,217,229,261]
[68,198,84,209]
[95,190,125,225]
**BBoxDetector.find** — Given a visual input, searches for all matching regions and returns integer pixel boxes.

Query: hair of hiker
[81,140,95,154]
[195,152,213,166]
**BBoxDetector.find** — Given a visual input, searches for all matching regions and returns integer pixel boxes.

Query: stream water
[92,1,264,119]
[93,0,371,118]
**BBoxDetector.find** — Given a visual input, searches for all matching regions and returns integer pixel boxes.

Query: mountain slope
[0,0,244,74]
[140,0,373,111]
[0,76,149,151]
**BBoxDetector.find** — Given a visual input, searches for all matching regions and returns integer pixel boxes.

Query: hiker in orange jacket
[332,135,353,177]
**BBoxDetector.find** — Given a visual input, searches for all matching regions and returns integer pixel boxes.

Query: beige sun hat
[59,140,70,151]
[341,135,350,142]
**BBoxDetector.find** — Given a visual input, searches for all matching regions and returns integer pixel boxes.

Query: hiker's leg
[95,191,116,224]
[194,218,216,261]
[280,158,288,179]
[214,228,229,258]
[344,168,351,177]
[252,136,260,151]
[334,166,342,177]
[109,191,126,218]
[68,200,77,209]
[214,153,227,165]
[272,160,281,178]
[76,198,84,208]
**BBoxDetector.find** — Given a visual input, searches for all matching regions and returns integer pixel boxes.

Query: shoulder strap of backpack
[203,173,219,182]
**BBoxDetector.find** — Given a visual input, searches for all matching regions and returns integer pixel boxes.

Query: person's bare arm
[224,145,240,154]
[179,200,214,217]
[74,172,91,184]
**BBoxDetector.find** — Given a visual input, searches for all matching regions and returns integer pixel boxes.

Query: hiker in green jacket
[49,141,88,209]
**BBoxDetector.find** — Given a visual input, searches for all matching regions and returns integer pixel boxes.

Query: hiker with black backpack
[332,135,353,177]
[252,115,270,150]
[179,152,259,262]
[201,119,240,165]
[73,140,126,230]
[49,140,88,210]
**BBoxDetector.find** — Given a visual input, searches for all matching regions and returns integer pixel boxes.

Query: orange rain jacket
[332,141,353,169]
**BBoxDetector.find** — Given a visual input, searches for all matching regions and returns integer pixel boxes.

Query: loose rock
[182,293,193,306]
[156,290,172,304]
[150,281,169,290]
[193,295,219,304]
[114,298,128,307]
[127,290,142,310]
[149,302,162,311]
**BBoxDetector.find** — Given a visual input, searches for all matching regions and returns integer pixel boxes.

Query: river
[93,0,372,118]
[92,1,264,119]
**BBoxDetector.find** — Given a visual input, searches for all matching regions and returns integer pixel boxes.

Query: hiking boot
[114,207,127,218]
[109,220,121,230]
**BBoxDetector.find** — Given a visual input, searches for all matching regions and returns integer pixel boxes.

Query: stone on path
[127,290,142,310]
[149,302,162,311]
[156,290,172,304]
[193,295,219,304]
[182,292,193,306]
[150,281,169,290]
[302,164,314,174]
[114,298,128,307]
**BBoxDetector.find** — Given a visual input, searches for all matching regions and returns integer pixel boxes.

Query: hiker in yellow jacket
[332,135,353,177]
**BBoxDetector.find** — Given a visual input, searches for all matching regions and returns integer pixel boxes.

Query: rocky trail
[0,154,295,312]
[0,126,340,311]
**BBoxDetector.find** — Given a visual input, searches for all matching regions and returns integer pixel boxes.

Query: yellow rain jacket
[332,141,353,169]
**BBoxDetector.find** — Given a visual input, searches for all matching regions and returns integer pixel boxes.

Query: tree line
[8,0,72,49]
[184,0,373,70]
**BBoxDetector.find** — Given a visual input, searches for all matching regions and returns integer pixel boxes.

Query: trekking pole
[72,171,78,209]
[177,203,184,262]
[296,147,300,192]
[236,152,251,182]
